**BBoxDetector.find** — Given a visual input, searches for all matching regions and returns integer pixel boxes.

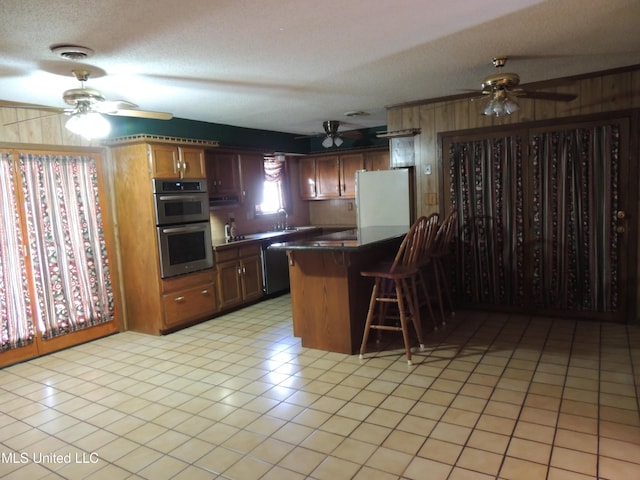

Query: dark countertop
[212,226,321,251]
[269,225,409,251]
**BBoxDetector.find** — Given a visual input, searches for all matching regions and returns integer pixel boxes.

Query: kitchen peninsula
[271,226,407,354]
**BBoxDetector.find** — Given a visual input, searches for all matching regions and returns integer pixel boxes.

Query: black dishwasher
[261,244,290,296]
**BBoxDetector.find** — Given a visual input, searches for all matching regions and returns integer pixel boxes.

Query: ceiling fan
[476,57,577,117]
[1,69,173,139]
[320,120,363,148]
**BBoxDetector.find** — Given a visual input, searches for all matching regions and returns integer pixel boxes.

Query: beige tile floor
[1,294,639,479]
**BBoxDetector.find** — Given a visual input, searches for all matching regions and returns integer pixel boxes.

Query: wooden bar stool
[414,213,442,331]
[359,217,429,365]
[430,210,458,323]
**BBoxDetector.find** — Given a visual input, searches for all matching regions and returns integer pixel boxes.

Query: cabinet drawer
[215,248,239,263]
[162,268,215,293]
[162,282,217,327]
[239,244,260,257]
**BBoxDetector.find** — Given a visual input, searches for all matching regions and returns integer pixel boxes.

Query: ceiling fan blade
[341,130,363,139]
[0,99,64,113]
[104,108,173,120]
[515,90,577,102]
[2,111,63,127]
[95,100,139,113]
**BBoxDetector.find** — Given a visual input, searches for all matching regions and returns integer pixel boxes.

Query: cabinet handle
[201,289,209,295]
[242,266,246,274]
[238,267,242,276]
[174,296,185,303]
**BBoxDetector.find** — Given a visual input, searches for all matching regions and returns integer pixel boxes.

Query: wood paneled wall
[387,67,640,218]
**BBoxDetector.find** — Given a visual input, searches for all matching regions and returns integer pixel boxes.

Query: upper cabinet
[206,151,241,198]
[299,150,388,200]
[339,153,364,197]
[239,153,265,207]
[150,144,206,179]
[316,155,341,198]
[364,150,390,171]
[298,157,317,199]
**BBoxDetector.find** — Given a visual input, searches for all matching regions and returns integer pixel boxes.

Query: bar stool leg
[408,276,425,350]
[395,280,413,365]
[359,278,380,359]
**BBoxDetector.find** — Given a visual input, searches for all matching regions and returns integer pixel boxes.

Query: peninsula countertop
[269,225,409,251]
[275,225,408,354]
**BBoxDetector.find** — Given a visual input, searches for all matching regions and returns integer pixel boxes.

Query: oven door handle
[158,194,206,202]
[160,224,207,234]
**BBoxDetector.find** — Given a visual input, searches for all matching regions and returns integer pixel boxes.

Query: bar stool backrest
[432,210,458,258]
[392,216,430,272]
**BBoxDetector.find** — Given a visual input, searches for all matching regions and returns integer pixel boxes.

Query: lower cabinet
[215,244,264,310]
[161,269,219,331]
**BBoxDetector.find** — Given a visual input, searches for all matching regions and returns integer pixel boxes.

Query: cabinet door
[241,255,263,301]
[150,144,179,178]
[339,153,364,198]
[298,157,317,199]
[162,281,217,328]
[217,260,243,309]
[365,150,389,171]
[239,153,265,207]
[207,152,240,196]
[180,147,206,178]
[315,156,340,198]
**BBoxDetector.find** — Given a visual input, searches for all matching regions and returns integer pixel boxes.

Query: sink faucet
[276,208,288,230]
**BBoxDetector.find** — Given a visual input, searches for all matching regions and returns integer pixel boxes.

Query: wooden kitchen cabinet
[111,138,219,335]
[365,149,389,171]
[239,153,265,207]
[150,144,206,179]
[162,269,218,330]
[215,244,263,310]
[298,157,317,199]
[206,151,241,197]
[298,152,365,200]
[338,153,364,197]
[316,155,340,198]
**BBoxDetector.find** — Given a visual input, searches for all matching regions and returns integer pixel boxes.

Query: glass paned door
[529,122,626,319]
[445,132,526,307]
[443,118,633,322]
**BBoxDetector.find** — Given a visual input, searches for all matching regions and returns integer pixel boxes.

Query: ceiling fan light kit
[482,90,520,117]
[321,120,345,148]
[65,110,111,140]
[476,56,576,118]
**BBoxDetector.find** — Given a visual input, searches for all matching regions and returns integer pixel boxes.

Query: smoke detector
[343,110,370,117]
[50,44,94,61]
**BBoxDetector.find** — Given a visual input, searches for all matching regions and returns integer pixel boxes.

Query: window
[257,156,289,214]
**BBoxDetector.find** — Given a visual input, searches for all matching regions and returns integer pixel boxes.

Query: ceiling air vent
[50,44,94,61]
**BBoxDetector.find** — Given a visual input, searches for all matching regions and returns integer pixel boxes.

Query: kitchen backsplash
[309,199,357,227]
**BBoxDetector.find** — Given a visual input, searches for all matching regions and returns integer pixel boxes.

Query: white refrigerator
[355,168,414,228]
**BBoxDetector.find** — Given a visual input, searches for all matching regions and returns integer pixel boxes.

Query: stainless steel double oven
[153,178,213,278]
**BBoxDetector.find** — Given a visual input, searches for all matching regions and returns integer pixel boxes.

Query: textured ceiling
[1,0,639,135]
